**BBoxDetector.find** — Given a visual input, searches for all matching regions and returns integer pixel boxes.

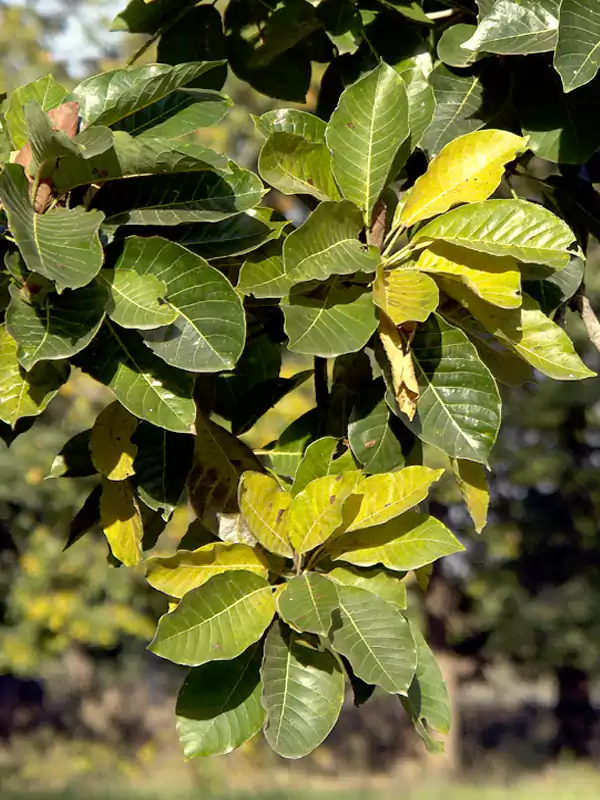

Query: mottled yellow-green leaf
[378,314,419,421]
[344,466,444,532]
[90,401,138,480]
[373,267,439,325]
[145,542,268,598]
[238,471,293,557]
[400,130,527,227]
[285,471,361,554]
[416,242,522,309]
[100,478,143,567]
[326,564,407,609]
[441,280,596,380]
[451,458,489,533]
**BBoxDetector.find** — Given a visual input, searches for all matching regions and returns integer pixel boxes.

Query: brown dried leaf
[379,315,419,421]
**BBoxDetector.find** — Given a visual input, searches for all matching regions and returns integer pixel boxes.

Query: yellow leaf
[373,266,439,324]
[451,458,489,534]
[238,471,293,557]
[416,242,522,309]
[440,280,596,381]
[345,465,444,532]
[100,478,143,567]
[400,130,527,227]
[90,401,138,480]
[284,471,361,554]
[379,315,419,420]
[146,542,269,598]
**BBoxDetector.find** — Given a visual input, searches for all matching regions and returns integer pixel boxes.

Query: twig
[572,288,600,353]
[314,356,329,437]
[425,8,456,18]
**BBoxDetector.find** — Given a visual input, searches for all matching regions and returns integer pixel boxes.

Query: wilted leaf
[90,401,138,481]
[378,316,420,421]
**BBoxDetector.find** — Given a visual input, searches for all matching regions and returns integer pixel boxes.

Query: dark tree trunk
[552,666,596,758]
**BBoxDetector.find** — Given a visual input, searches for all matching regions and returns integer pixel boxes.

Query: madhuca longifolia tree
[1,0,599,761]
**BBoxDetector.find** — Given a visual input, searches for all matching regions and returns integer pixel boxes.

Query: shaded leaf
[231,371,313,436]
[100,269,177,330]
[331,511,464,570]
[65,483,102,550]
[348,380,410,473]
[0,164,104,293]
[262,621,344,758]
[149,570,275,666]
[48,429,95,479]
[329,584,416,694]
[6,282,107,370]
[133,422,194,518]
[5,75,68,148]
[277,573,339,636]
[146,542,268,598]
[451,457,489,533]
[176,644,264,759]
[112,0,198,34]
[292,437,355,496]
[437,24,481,68]
[326,63,409,221]
[259,132,340,201]
[237,243,293,299]
[407,625,451,736]
[255,109,326,141]
[395,61,435,150]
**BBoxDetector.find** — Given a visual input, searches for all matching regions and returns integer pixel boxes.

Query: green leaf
[395,61,435,151]
[400,130,527,228]
[326,564,407,610]
[265,409,318,479]
[345,465,443,532]
[100,477,143,566]
[132,422,194,518]
[113,237,245,372]
[48,429,95,479]
[285,472,360,554]
[282,278,378,358]
[171,209,289,261]
[114,89,232,139]
[515,61,600,164]
[523,257,584,315]
[6,282,106,370]
[146,543,269,598]
[555,0,600,91]
[330,511,464,570]
[348,380,410,474]
[292,438,355,496]
[112,0,198,34]
[441,284,596,381]
[97,163,264,227]
[176,644,265,758]
[99,269,177,331]
[73,62,225,127]
[53,132,228,194]
[326,63,410,221]
[406,625,451,736]
[150,571,275,666]
[0,164,105,293]
[404,314,501,463]
[283,201,378,286]
[259,132,340,202]
[188,414,263,518]
[415,243,522,309]
[73,322,195,433]
[262,622,344,758]
[238,471,293,557]
[421,65,506,156]
[373,268,439,325]
[463,0,559,55]
[255,109,326,142]
[437,24,481,68]
[329,584,416,694]
[237,242,293,299]
[24,102,81,175]
[414,199,576,269]
[5,75,68,148]
[0,325,68,426]
[277,573,339,636]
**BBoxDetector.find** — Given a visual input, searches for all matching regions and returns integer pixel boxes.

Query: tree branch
[314,356,329,437]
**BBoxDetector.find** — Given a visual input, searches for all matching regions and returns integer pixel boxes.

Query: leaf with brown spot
[379,315,419,421]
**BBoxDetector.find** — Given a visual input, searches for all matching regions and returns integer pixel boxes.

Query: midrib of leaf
[294,499,340,552]
[159,584,272,645]
[352,481,432,529]
[306,578,328,633]
[291,280,336,347]
[365,72,380,215]
[288,238,358,282]
[28,302,52,365]
[242,488,289,552]
[435,78,478,153]
[100,272,160,315]
[107,321,190,427]
[273,633,294,750]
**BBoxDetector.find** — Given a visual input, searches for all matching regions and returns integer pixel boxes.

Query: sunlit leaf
[463,0,558,55]
[5,75,68,148]
[100,477,143,566]
[326,564,407,610]
[90,401,138,481]
[238,471,293,557]
[292,437,355,496]
[277,573,339,636]
[259,132,340,201]
[99,269,177,330]
[374,268,439,325]
[555,0,600,92]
